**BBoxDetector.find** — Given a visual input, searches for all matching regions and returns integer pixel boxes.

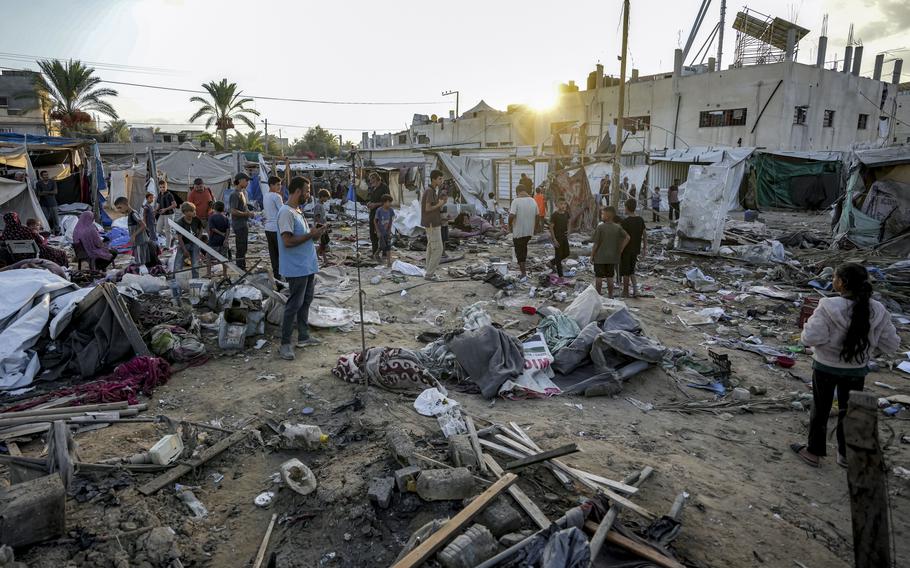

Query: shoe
[279,344,295,360]
[296,337,322,348]
[836,453,848,468]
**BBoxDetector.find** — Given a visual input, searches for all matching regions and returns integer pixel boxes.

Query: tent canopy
[0,177,48,230]
[752,151,843,209]
[0,132,94,151]
[155,142,234,199]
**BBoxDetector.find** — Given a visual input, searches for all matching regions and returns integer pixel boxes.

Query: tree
[197,132,224,151]
[188,79,260,149]
[230,130,264,152]
[104,119,130,143]
[30,59,118,135]
[291,126,340,158]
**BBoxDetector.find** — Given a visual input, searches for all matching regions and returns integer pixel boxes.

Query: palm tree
[230,130,264,152]
[104,119,130,143]
[197,131,224,151]
[188,79,260,149]
[31,59,118,135]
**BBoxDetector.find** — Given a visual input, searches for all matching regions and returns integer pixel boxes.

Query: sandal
[790,443,819,468]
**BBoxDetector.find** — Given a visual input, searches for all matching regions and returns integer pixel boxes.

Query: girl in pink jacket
[792,263,901,468]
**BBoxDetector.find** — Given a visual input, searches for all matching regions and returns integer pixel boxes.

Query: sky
[2,0,908,142]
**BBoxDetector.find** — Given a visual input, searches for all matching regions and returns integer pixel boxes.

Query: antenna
[821,13,828,37]
[847,23,854,45]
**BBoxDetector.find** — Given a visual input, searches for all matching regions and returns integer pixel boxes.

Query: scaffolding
[732,7,809,67]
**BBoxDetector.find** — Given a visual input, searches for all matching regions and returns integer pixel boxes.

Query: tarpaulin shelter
[0,176,47,230]
[0,133,97,205]
[551,166,598,233]
[434,152,493,213]
[833,147,910,251]
[751,150,844,209]
[154,142,234,199]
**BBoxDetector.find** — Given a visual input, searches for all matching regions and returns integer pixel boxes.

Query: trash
[280,458,317,496]
[370,276,382,285]
[414,387,459,417]
[491,261,509,276]
[894,467,910,480]
[626,397,653,412]
[732,387,751,401]
[278,423,329,450]
[254,491,275,508]
[685,267,718,292]
[775,356,796,368]
[437,408,468,439]
[254,338,268,350]
[415,468,475,501]
[177,489,208,518]
[149,434,184,466]
[217,309,248,350]
[521,306,538,315]
[462,302,493,331]
[392,260,426,277]
[437,524,499,568]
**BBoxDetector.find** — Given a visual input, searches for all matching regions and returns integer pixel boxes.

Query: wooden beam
[100,283,150,356]
[390,474,517,568]
[590,466,654,560]
[582,523,686,568]
[252,513,277,568]
[845,392,892,568]
[483,454,550,530]
[505,444,579,470]
[464,415,487,475]
[137,427,254,495]
[492,433,573,486]
[0,401,128,419]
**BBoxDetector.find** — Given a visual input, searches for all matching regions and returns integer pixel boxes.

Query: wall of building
[0,70,47,136]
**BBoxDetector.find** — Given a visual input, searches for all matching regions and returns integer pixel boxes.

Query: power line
[121,120,400,132]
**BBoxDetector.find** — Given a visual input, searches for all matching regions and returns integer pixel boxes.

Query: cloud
[855,0,910,42]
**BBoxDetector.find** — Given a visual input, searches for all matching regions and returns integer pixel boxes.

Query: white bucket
[491,262,509,276]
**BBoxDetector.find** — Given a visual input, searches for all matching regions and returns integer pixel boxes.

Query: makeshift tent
[581,161,648,204]
[154,142,234,199]
[752,151,844,209]
[108,167,148,211]
[0,177,48,230]
[435,152,492,213]
[551,167,598,233]
[0,133,96,205]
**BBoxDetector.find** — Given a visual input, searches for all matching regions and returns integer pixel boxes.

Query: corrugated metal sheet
[649,161,690,190]
[495,161,534,200]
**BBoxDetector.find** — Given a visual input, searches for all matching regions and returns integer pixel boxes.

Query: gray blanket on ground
[447,325,524,399]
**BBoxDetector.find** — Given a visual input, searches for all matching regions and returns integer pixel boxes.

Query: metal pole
[611,0,630,208]
[350,152,367,358]
[716,0,725,71]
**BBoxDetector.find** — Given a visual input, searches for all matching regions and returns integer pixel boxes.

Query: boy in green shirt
[591,206,629,298]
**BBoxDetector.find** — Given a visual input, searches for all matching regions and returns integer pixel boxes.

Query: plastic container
[278,423,329,450]
[149,434,184,465]
[798,297,819,329]
[218,308,248,350]
[279,458,317,496]
[178,489,208,518]
[491,262,509,276]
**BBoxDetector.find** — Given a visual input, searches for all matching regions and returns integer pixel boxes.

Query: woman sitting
[72,211,118,270]
[1,212,68,268]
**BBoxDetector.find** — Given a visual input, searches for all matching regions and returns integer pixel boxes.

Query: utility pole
[611,0,630,208]
[263,118,269,154]
[442,90,459,118]
[717,0,726,71]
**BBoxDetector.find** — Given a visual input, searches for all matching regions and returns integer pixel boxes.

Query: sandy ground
[13,210,910,568]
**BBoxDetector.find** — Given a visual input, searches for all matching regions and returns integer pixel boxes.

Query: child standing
[143,192,158,242]
[374,194,395,268]
[619,198,647,298]
[314,189,331,264]
[175,202,202,279]
[115,196,150,267]
[591,206,629,299]
[207,201,230,278]
[792,263,900,468]
[651,187,661,222]
[549,198,570,277]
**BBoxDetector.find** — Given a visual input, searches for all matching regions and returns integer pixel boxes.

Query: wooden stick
[252,514,278,568]
[589,466,654,560]
[100,283,151,356]
[591,527,686,568]
[505,444,579,470]
[390,474,517,568]
[138,427,254,495]
[492,433,573,487]
[0,401,131,419]
[463,415,487,475]
[483,454,550,530]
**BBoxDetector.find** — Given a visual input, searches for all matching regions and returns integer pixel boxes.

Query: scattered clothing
[332,347,439,391]
[447,325,525,399]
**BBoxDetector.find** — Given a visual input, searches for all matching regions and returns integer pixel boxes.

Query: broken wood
[252,513,277,568]
[589,466,654,560]
[100,283,151,356]
[491,433,573,486]
[0,401,130,419]
[0,474,66,547]
[46,421,76,490]
[463,415,487,474]
[0,407,142,429]
[483,453,550,530]
[586,525,686,568]
[390,473,517,568]
[138,427,254,495]
[505,443,579,470]
[844,391,892,568]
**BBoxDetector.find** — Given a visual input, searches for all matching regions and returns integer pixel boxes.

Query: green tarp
[753,153,842,209]
[834,170,882,248]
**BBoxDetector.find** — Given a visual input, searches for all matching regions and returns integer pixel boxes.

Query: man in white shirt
[509,186,539,279]
[263,175,285,283]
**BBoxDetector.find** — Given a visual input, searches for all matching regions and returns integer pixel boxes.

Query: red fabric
[534,194,546,217]
[1,356,171,413]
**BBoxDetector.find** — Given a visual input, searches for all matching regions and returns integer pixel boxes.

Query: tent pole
[350,152,367,359]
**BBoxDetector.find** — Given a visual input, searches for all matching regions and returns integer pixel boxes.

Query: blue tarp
[0,133,94,148]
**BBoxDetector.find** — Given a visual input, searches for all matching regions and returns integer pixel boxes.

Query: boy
[651,187,661,222]
[620,198,647,298]
[534,187,546,233]
[374,194,395,268]
[549,198,570,277]
[207,201,230,278]
[314,188,331,264]
[115,196,150,267]
[591,206,629,299]
[175,202,202,279]
[143,192,158,242]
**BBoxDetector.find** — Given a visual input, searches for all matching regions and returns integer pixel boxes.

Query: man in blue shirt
[277,176,327,361]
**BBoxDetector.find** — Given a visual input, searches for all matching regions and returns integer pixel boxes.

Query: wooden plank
[137,427,253,495]
[505,444,579,470]
[463,415,487,475]
[6,442,21,456]
[0,401,129,419]
[604,530,686,568]
[100,283,151,356]
[589,466,653,560]
[496,429,573,486]
[483,453,550,530]
[252,513,278,568]
[390,474,517,568]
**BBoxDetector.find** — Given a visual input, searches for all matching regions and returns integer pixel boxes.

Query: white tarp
[436,153,492,213]
[581,162,648,204]
[0,176,48,231]
[393,199,423,236]
[156,142,234,199]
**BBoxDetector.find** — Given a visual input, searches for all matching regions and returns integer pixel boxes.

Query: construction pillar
[611,0,630,208]
[893,59,904,85]
[873,54,884,81]
[816,36,827,68]
[851,45,863,76]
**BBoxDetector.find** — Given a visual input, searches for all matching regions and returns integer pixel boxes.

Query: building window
[612,115,651,132]
[823,110,835,127]
[857,114,868,130]
[417,134,430,144]
[398,134,407,144]
[0,96,7,107]
[793,106,807,125]
[698,108,747,128]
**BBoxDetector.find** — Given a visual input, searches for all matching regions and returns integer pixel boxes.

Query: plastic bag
[564,285,602,328]
[414,387,458,417]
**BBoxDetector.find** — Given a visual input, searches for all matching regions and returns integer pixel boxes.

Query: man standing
[421,169,447,280]
[36,170,60,235]
[229,173,252,270]
[187,178,215,227]
[509,185,539,280]
[599,175,611,206]
[156,179,177,248]
[549,197,570,278]
[620,198,647,298]
[366,173,388,259]
[533,187,546,233]
[668,179,681,221]
[277,177,327,361]
[519,173,533,193]
[592,206,629,299]
[263,175,285,281]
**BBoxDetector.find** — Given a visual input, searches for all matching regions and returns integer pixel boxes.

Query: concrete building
[0,70,49,136]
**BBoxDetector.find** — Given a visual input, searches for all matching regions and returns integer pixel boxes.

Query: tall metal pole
[611,0,630,208]
[263,118,268,153]
[717,0,726,70]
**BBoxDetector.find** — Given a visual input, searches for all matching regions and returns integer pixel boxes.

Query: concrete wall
[0,70,48,136]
